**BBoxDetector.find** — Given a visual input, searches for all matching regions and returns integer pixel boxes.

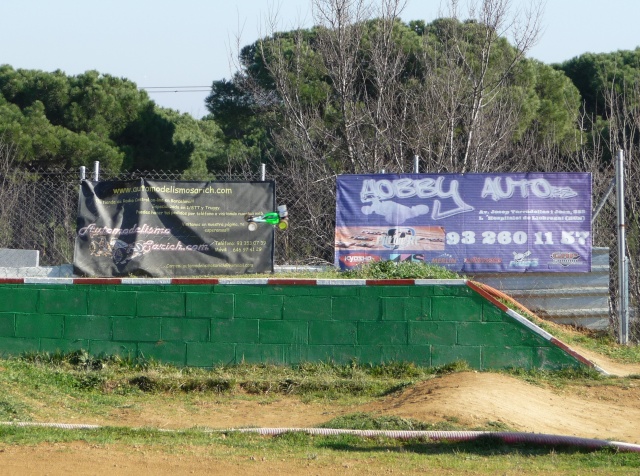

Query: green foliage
[559,48,640,116]
[433,360,472,375]
[557,48,640,161]
[342,260,461,280]
[0,65,226,174]
[561,330,640,365]
[518,60,582,148]
[505,366,604,389]
[205,78,277,171]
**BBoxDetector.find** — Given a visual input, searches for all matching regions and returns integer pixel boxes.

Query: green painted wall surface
[0,283,584,370]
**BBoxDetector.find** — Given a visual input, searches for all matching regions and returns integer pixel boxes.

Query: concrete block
[112,317,161,342]
[306,345,357,364]
[534,346,583,370]
[211,319,259,343]
[457,322,546,347]
[285,344,307,364]
[482,346,534,370]
[431,345,481,369]
[162,317,209,342]
[0,336,39,357]
[139,342,187,366]
[187,293,234,318]
[483,303,506,322]
[357,321,407,345]
[0,288,38,313]
[381,297,425,320]
[236,343,284,364]
[357,345,431,366]
[0,249,39,267]
[16,314,63,339]
[309,321,357,345]
[89,290,137,316]
[0,265,73,278]
[137,292,185,317]
[40,338,88,354]
[409,321,457,346]
[262,285,313,296]
[65,315,112,340]
[39,289,87,315]
[89,340,136,359]
[432,296,482,321]
[186,342,236,366]
[235,294,283,319]
[259,320,308,344]
[0,313,14,337]
[332,297,379,320]
[283,296,331,320]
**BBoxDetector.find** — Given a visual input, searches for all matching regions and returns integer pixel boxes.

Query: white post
[260,163,266,181]
[616,149,629,344]
[414,155,419,174]
[79,166,86,181]
[93,161,100,182]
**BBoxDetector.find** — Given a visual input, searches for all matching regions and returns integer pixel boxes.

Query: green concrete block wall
[0,281,589,371]
[0,314,15,337]
[0,288,38,313]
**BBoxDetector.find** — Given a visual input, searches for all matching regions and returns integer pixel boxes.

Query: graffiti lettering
[359,177,473,221]
[481,177,578,201]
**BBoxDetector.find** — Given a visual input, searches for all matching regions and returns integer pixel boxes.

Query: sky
[2,0,640,119]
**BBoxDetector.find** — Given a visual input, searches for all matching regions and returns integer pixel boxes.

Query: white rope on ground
[2,422,640,453]
[1,421,101,430]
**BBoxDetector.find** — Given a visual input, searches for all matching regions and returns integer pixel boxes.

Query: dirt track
[1,348,640,475]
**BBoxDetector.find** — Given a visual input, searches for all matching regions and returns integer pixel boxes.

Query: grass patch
[316,412,508,431]
[341,260,461,280]
[503,366,606,389]
[558,329,640,364]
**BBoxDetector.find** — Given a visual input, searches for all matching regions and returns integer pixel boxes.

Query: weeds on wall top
[342,261,461,280]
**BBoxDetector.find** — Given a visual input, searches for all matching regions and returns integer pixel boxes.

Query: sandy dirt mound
[363,372,640,443]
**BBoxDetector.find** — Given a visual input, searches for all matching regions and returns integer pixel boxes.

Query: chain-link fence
[0,166,336,267]
[0,164,636,341]
[591,173,640,342]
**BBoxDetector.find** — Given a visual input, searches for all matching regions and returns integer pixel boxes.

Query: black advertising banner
[74,179,275,277]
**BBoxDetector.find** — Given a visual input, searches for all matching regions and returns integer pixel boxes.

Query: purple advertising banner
[335,173,592,273]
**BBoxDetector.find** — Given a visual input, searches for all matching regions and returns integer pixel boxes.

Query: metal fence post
[79,166,86,181]
[414,155,419,174]
[616,149,629,344]
[592,178,616,225]
[93,161,100,182]
[260,163,266,181]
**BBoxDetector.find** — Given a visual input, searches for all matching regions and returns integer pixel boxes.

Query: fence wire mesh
[0,165,636,341]
[591,176,638,342]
